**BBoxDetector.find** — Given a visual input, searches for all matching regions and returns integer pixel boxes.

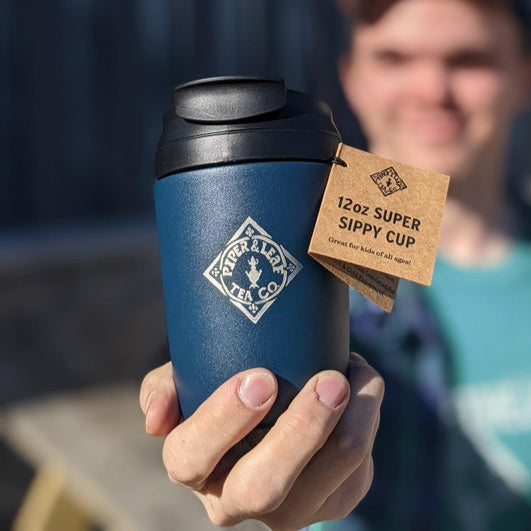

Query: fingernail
[315,373,348,409]
[238,373,275,409]
[350,352,368,365]
[145,390,156,415]
[145,391,156,431]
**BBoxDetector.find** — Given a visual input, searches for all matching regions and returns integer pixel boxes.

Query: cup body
[155,160,349,422]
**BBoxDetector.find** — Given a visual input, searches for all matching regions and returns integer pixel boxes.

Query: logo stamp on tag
[371,166,407,197]
[204,217,302,323]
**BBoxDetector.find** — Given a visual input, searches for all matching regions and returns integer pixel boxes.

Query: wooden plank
[2,385,268,530]
[13,463,92,531]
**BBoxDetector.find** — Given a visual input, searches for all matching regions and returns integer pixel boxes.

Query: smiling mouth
[405,116,464,142]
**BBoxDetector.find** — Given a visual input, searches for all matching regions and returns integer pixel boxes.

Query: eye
[449,51,496,69]
[373,50,408,66]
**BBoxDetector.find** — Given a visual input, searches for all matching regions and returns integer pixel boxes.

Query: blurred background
[1,0,530,529]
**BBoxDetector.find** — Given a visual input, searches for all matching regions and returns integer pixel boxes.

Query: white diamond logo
[203,217,303,324]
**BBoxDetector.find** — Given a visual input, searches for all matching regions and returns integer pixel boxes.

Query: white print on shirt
[452,378,531,494]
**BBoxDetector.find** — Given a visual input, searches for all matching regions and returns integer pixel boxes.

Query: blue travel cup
[155,77,349,424]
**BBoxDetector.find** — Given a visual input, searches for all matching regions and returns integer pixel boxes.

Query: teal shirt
[428,244,531,500]
[314,243,531,530]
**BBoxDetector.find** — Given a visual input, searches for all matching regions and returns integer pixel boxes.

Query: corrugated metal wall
[1,0,360,228]
[2,0,530,229]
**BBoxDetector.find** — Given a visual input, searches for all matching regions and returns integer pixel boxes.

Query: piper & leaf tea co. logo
[204,217,303,324]
[370,166,407,197]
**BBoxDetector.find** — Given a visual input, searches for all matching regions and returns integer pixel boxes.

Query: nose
[409,61,453,106]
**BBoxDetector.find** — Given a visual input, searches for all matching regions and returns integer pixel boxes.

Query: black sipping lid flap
[174,77,287,123]
[156,76,341,179]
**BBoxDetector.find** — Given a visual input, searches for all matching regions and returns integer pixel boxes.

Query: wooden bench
[1,385,267,531]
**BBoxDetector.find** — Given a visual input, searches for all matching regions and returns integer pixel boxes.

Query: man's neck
[439,176,513,267]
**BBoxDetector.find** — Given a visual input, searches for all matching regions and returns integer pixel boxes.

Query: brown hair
[338,0,530,50]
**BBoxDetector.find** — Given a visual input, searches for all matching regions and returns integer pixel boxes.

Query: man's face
[341,0,530,178]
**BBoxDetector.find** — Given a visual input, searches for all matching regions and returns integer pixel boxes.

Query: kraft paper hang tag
[309,143,450,312]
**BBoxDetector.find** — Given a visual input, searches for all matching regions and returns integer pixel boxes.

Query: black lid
[155,76,341,179]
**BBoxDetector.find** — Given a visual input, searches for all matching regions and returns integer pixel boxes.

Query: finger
[302,355,383,487]
[139,361,173,413]
[162,369,277,491]
[265,356,383,520]
[220,370,350,520]
[312,454,374,524]
[350,351,369,365]
[139,362,181,436]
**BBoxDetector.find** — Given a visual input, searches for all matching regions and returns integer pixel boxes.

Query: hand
[139,353,383,530]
